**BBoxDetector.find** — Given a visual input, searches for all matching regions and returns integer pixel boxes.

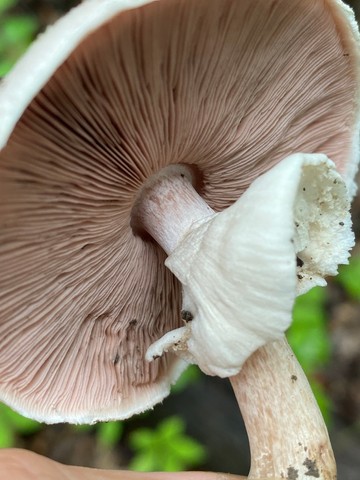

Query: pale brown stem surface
[231,338,336,480]
[131,165,213,254]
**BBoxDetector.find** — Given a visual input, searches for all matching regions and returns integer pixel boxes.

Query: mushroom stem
[131,165,214,255]
[231,337,336,480]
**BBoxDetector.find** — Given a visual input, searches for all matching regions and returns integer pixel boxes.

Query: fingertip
[0,448,65,480]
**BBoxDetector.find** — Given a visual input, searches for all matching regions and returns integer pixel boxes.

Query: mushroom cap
[0,0,359,423]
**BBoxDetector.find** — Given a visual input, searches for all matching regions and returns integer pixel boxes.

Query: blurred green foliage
[287,287,332,424]
[171,364,201,394]
[97,420,124,448]
[129,416,206,472]
[288,287,330,373]
[287,254,360,424]
[0,0,38,76]
[336,255,360,300]
[73,420,124,448]
[0,403,41,448]
[74,412,205,472]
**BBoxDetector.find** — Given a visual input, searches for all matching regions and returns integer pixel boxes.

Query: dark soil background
[2,1,360,478]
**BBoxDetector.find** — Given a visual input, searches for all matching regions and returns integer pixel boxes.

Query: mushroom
[0,1,359,479]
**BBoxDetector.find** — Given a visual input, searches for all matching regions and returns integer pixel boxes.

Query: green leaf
[171,365,201,394]
[0,11,38,75]
[129,428,155,450]
[0,414,15,448]
[287,286,332,425]
[171,436,206,463]
[0,404,41,435]
[0,59,14,76]
[0,0,16,14]
[336,255,360,300]
[2,16,38,44]
[158,416,183,438]
[129,416,206,472]
[97,421,123,447]
[0,403,41,447]
[161,453,186,472]
[0,422,15,448]
[310,380,333,427]
[288,287,330,374]
[129,451,158,472]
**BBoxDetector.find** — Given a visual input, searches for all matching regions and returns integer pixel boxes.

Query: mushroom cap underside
[0,0,359,423]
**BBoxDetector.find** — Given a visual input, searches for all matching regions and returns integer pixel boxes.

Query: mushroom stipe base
[232,339,336,480]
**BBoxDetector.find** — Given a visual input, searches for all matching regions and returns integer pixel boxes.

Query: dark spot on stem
[287,466,299,480]
[113,353,120,365]
[129,319,137,327]
[297,274,303,280]
[302,187,306,192]
[291,375,298,382]
[303,458,320,477]
[297,257,304,267]
[181,310,194,322]
[339,222,344,226]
